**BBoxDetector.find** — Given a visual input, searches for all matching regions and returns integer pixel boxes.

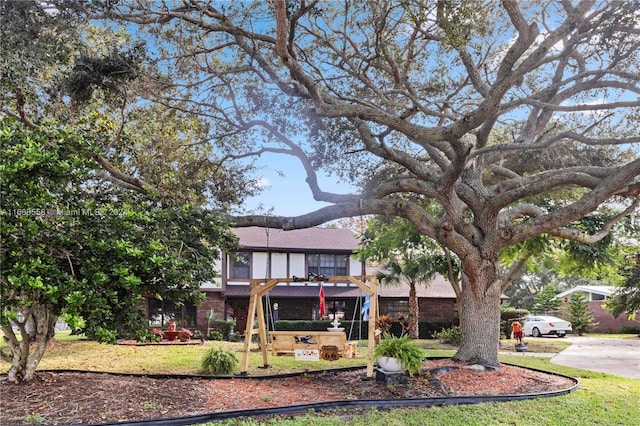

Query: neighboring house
[556,286,640,333]
[146,226,462,333]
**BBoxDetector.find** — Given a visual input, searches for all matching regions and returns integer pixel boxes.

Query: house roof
[556,285,617,298]
[367,264,508,299]
[377,274,457,298]
[232,227,359,251]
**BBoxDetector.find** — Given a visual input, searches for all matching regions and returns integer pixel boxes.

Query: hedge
[272,320,457,339]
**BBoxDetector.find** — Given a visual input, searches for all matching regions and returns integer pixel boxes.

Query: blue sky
[240,152,356,217]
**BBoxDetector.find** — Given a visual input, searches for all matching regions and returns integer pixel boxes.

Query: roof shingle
[232,227,359,251]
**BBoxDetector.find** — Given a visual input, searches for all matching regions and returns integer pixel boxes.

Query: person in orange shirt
[511,320,523,343]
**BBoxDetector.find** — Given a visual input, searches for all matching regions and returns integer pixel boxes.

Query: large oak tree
[92,1,640,365]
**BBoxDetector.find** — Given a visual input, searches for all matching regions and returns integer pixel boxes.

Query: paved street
[550,336,640,380]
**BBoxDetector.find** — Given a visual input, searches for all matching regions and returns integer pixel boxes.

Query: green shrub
[228,331,242,342]
[208,330,224,341]
[432,325,461,345]
[207,320,236,340]
[135,330,156,343]
[90,327,118,344]
[201,347,239,375]
[619,325,640,334]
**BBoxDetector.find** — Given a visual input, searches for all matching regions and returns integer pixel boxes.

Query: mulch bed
[0,360,576,425]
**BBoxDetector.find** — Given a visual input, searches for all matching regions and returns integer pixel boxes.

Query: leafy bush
[207,320,236,340]
[135,330,158,343]
[419,321,458,339]
[201,347,239,375]
[375,315,393,333]
[179,328,193,341]
[432,325,461,345]
[91,327,118,344]
[618,325,640,334]
[208,330,224,341]
[268,320,455,339]
[373,333,426,376]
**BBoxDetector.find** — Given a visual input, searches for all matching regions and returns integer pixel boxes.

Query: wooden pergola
[240,275,379,377]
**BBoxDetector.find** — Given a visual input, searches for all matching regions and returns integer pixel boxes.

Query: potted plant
[373,332,427,376]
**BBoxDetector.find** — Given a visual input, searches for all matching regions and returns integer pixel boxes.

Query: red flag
[319,282,326,318]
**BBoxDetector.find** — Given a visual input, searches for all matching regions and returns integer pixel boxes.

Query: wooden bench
[268,331,357,359]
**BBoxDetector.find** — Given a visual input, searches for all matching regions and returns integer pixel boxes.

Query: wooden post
[240,279,280,375]
[240,290,258,374]
[367,278,378,378]
[347,275,378,378]
[255,288,269,367]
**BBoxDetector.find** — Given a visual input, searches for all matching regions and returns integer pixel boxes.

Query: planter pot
[377,356,404,372]
[515,343,528,353]
[164,331,180,341]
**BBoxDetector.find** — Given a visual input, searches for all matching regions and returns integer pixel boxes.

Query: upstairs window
[307,254,348,277]
[231,252,251,279]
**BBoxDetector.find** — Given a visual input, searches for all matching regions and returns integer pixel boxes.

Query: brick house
[556,285,640,333]
[146,226,462,334]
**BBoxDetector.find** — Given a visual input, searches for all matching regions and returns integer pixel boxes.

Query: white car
[523,315,572,337]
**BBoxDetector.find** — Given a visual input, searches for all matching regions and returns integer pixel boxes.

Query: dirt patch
[0,360,575,425]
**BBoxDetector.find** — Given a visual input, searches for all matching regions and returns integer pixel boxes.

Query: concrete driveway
[550,336,640,380]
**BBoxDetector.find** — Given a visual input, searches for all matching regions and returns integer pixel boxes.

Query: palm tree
[376,253,438,339]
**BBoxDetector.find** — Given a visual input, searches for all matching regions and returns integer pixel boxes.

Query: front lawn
[1,330,573,375]
[3,331,638,425]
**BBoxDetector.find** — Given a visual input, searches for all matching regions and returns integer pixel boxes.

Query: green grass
[580,333,639,339]
[1,331,369,375]
[0,331,570,375]
[499,337,572,353]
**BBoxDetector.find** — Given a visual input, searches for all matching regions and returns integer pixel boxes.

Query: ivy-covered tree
[566,293,598,336]
[0,120,237,383]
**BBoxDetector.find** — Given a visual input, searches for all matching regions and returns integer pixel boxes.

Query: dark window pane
[148,299,197,328]
[232,252,250,279]
[386,300,409,319]
[307,254,349,277]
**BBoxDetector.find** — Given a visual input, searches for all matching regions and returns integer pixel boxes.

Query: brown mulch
[0,360,576,426]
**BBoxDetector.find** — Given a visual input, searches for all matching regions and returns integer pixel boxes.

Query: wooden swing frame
[240,275,379,377]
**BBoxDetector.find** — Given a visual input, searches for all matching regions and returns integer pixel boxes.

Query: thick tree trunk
[2,303,57,383]
[408,283,419,339]
[452,271,502,366]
